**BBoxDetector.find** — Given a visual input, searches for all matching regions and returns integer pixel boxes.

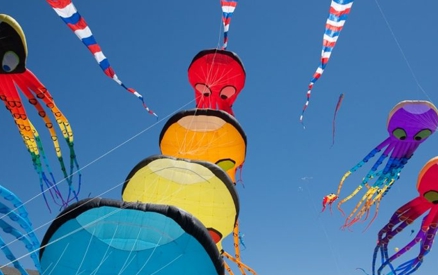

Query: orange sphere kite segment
[122,154,239,251]
[188,49,245,116]
[373,156,438,275]
[159,109,247,184]
[0,14,80,210]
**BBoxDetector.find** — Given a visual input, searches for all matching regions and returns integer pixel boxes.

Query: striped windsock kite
[46,0,157,117]
[300,0,353,127]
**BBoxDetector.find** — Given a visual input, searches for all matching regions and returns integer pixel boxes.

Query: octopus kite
[0,14,80,210]
[373,156,438,275]
[322,193,338,213]
[188,49,246,116]
[334,100,438,229]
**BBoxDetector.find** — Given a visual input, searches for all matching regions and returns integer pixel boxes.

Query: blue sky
[1,0,438,274]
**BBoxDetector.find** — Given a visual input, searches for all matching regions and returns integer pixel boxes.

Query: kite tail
[331,93,344,147]
[46,0,157,118]
[220,0,238,50]
[124,86,158,118]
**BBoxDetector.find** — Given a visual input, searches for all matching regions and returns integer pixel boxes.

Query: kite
[188,49,245,116]
[122,155,256,275]
[122,155,239,251]
[39,198,224,275]
[0,186,41,274]
[159,109,247,184]
[331,93,344,147]
[220,0,238,50]
[373,156,438,275]
[335,100,438,229]
[0,14,80,210]
[45,0,157,117]
[322,193,338,213]
[300,0,354,127]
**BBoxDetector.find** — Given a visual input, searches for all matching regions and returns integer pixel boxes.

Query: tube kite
[45,0,157,117]
[300,0,354,127]
[221,0,238,50]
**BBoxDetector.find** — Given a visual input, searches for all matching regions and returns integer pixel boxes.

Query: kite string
[373,0,431,102]
[0,98,197,262]
[300,178,343,275]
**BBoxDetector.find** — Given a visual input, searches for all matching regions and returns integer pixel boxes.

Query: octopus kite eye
[195,83,211,97]
[2,51,19,72]
[414,129,432,141]
[424,190,438,204]
[392,128,407,140]
[220,86,236,100]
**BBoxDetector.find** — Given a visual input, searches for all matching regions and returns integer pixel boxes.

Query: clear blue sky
[1,0,438,274]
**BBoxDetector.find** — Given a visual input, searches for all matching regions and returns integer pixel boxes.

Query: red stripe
[330,6,351,17]
[46,0,72,9]
[87,44,102,55]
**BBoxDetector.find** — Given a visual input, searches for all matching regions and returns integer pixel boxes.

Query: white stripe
[322,51,333,59]
[223,25,230,32]
[112,75,122,85]
[323,34,339,43]
[222,6,236,13]
[74,27,92,40]
[326,19,347,27]
[93,51,107,64]
[331,2,353,12]
[316,67,324,74]
[53,3,78,19]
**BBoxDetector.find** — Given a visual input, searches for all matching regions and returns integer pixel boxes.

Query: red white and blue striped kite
[45,0,157,117]
[300,0,353,127]
[221,0,238,50]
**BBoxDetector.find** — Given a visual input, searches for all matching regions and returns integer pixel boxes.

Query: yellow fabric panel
[122,157,238,250]
[160,114,246,183]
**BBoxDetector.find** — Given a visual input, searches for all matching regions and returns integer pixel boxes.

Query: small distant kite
[322,193,338,213]
[45,0,157,117]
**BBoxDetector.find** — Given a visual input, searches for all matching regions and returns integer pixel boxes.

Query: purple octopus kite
[333,100,438,229]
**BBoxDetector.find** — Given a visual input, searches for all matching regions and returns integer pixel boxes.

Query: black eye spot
[414,129,432,141]
[392,128,407,140]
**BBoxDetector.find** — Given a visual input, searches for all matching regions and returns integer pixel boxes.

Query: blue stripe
[60,12,81,25]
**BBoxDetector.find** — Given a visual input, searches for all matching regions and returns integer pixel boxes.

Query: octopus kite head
[0,14,27,74]
[416,156,438,203]
[387,100,438,144]
[188,49,245,116]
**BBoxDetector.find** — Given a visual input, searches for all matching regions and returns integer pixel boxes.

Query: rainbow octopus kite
[300,0,354,127]
[333,100,438,229]
[373,157,438,275]
[45,0,157,117]
[0,14,80,210]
